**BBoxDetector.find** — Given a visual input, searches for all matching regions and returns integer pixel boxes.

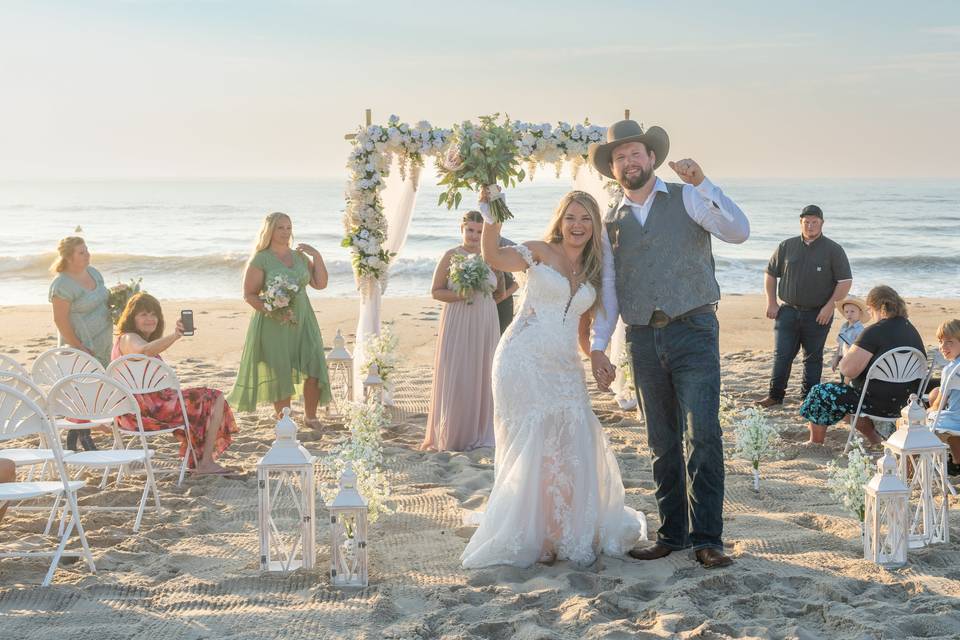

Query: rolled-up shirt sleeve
[682,177,750,244]
[832,244,852,282]
[591,226,619,352]
[767,243,783,278]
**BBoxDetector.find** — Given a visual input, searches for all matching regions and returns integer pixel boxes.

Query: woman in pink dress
[421,211,505,452]
[113,293,238,475]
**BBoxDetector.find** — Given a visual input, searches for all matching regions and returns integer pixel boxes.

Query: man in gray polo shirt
[757,205,852,408]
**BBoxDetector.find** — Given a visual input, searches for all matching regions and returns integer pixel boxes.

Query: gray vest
[606,182,721,325]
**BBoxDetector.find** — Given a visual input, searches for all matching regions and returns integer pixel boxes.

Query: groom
[588,120,750,569]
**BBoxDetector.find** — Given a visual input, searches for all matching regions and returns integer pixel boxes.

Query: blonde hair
[254,212,292,253]
[542,191,604,312]
[937,319,960,342]
[866,285,909,319]
[50,236,86,273]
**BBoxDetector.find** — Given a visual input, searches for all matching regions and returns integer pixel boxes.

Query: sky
[1,0,959,180]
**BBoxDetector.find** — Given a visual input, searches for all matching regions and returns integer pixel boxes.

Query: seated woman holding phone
[113,293,238,475]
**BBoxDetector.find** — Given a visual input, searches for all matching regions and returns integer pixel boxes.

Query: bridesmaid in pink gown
[421,211,505,452]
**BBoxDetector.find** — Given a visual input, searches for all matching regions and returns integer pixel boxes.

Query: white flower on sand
[363,325,401,392]
[322,398,393,522]
[826,440,873,523]
[732,408,781,490]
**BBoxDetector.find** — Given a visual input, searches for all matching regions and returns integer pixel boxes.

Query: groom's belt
[633,303,718,330]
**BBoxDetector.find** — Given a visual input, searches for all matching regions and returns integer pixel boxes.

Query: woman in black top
[800,285,924,445]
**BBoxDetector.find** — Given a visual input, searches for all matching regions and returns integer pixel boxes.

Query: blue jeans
[768,305,833,401]
[627,312,725,551]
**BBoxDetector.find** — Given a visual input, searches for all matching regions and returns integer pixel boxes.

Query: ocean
[1,177,958,306]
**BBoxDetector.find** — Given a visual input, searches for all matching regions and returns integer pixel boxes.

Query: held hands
[668,159,705,187]
[174,319,187,339]
[590,351,617,392]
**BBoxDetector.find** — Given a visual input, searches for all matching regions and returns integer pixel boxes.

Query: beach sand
[1,294,959,639]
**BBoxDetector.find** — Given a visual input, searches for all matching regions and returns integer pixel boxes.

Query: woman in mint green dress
[48,236,113,451]
[228,212,332,427]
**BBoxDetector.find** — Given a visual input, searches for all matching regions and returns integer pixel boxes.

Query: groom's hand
[590,350,616,391]
[668,159,705,187]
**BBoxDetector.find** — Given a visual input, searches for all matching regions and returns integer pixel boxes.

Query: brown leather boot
[627,543,673,561]
[695,547,733,569]
[755,396,782,409]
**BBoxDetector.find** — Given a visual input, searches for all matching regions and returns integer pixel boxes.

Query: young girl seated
[114,293,238,475]
[927,319,960,475]
[830,295,870,380]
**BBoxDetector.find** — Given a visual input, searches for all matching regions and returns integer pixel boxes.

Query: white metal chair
[929,364,960,435]
[0,383,95,586]
[0,353,30,377]
[0,371,65,474]
[107,354,197,486]
[47,373,162,532]
[845,347,929,453]
[920,346,948,403]
[31,347,115,449]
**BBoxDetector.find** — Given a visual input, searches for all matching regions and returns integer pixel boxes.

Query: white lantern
[864,450,910,568]
[326,330,354,414]
[257,407,316,572]
[363,363,384,404]
[329,462,369,587]
[884,394,950,548]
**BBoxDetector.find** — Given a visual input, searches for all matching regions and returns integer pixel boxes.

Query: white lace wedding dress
[460,244,646,568]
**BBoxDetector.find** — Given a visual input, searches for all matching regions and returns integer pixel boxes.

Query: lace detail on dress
[460,249,647,569]
[511,243,536,268]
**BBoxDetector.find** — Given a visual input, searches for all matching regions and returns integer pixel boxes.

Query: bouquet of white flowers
[732,408,781,491]
[448,253,494,304]
[826,440,873,522]
[262,273,299,325]
[437,114,526,222]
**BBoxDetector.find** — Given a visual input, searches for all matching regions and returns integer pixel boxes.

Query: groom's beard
[619,167,653,191]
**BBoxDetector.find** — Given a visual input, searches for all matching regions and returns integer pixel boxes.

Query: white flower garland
[343,116,608,286]
[362,325,400,392]
[322,398,392,522]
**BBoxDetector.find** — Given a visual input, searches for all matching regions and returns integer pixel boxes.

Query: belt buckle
[650,310,670,329]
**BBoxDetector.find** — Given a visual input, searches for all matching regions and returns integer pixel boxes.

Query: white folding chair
[0,383,95,586]
[929,364,960,435]
[0,353,30,377]
[107,355,196,486]
[0,371,66,476]
[47,373,162,532]
[845,347,929,453]
[31,347,115,443]
[920,346,949,404]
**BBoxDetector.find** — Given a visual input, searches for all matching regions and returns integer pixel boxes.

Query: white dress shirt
[591,176,750,352]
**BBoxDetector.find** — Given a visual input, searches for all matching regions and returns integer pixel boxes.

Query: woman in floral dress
[113,293,238,475]
[228,212,332,427]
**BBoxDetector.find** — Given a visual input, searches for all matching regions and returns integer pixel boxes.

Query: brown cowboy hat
[588,119,670,179]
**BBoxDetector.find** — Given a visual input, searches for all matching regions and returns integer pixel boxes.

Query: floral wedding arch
[342,110,628,391]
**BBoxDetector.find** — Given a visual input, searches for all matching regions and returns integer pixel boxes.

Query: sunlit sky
[2,0,959,179]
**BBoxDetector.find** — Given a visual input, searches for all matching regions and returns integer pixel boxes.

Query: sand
[1,294,959,639]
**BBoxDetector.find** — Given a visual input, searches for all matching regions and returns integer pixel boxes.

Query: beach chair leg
[133,477,151,532]
[43,509,76,587]
[66,492,96,573]
[43,493,62,536]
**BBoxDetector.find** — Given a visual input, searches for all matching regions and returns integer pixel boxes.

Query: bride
[460,188,646,568]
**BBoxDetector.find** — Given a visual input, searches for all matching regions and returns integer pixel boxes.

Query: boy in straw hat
[587,118,750,569]
[831,295,870,381]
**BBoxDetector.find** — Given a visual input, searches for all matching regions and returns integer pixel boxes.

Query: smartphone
[180,310,195,336]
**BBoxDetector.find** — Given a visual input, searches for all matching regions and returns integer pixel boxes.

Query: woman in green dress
[48,236,112,451]
[228,212,332,427]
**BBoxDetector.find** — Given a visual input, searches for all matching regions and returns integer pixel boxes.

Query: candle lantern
[326,330,354,414]
[363,364,384,404]
[329,462,369,588]
[864,450,910,568]
[884,394,950,548]
[257,407,316,572]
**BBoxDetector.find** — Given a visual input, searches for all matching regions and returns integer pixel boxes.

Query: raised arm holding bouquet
[437,114,526,223]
